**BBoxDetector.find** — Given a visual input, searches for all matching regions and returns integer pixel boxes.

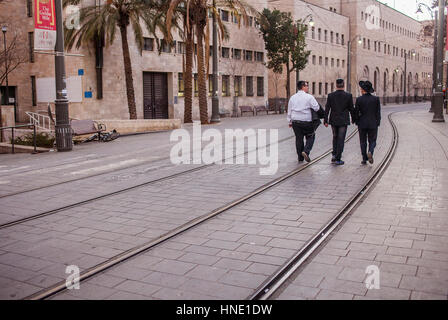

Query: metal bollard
[11,127,14,154]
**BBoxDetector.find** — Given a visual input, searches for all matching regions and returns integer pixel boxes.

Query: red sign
[34,0,57,50]
[34,0,56,31]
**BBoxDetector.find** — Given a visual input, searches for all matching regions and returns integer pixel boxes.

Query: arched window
[363,66,370,80]
[374,68,380,93]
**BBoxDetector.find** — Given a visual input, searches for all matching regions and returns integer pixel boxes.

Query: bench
[70,119,106,141]
[239,105,254,116]
[255,105,269,115]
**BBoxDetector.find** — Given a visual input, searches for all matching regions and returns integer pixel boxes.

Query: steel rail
[249,112,399,300]
[25,129,360,300]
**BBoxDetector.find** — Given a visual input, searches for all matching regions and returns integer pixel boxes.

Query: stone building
[0,0,268,123]
[268,0,434,103]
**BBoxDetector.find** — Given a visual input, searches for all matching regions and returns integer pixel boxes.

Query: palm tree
[63,0,161,119]
[166,0,252,124]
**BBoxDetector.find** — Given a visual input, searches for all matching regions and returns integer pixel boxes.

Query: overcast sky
[376,0,436,21]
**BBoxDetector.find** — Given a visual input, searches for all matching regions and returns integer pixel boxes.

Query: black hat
[336,78,344,85]
[359,81,374,93]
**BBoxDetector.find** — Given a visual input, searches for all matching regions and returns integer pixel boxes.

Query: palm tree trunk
[286,61,291,107]
[196,27,209,124]
[184,30,193,123]
[119,23,137,120]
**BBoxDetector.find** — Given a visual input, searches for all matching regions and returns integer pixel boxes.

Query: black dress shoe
[331,156,337,163]
[302,151,311,162]
[367,152,374,164]
[361,160,367,165]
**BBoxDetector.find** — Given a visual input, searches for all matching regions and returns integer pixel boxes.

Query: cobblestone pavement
[275,109,448,300]
[0,103,432,300]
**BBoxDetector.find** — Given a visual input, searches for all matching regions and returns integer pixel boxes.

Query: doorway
[143,72,168,119]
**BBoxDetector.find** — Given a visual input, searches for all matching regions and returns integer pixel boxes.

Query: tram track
[0,130,304,229]
[0,118,289,199]
[249,112,399,300]
[24,128,361,300]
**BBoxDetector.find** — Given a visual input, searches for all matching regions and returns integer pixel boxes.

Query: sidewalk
[276,109,448,300]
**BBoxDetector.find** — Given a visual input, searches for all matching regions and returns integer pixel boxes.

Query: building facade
[0,0,268,123]
[267,0,433,103]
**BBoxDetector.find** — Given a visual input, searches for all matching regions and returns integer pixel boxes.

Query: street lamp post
[417,3,438,112]
[296,15,314,91]
[432,0,445,122]
[210,0,220,123]
[403,50,416,104]
[54,0,73,151]
[347,36,362,95]
[2,26,9,116]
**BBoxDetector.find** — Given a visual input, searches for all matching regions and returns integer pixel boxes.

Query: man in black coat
[354,81,381,165]
[324,79,356,165]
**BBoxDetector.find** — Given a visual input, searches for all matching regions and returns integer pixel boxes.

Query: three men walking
[289,79,381,165]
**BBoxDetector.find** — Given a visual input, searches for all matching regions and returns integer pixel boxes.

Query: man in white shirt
[288,81,320,162]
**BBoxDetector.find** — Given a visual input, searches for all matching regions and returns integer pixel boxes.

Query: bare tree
[0,32,29,86]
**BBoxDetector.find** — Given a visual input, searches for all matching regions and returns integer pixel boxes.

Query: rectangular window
[222,75,230,96]
[318,28,321,41]
[331,83,334,92]
[330,31,334,43]
[324,30,328,42]
[319,83,322,95]
[178,73,184,97]
[209,75,213,96]
[319,56,322,65]
[234,76,242,97]
[177,41,185,54]
[27,0,33,17]
[256,52,263,62]
[312,82,316,94]
[341,34,345,45]
[336,33,339,44]
[31,76,36,106]
[28,32,34,63]
[325,57,328,66]
[311,27,315,39]
[331,58,334,67]
[337,59,340,67]
[325,83,328,94]
[221,10,229,22]
[222,47,230,58]
[143,38,154,51]
[194,74,198,96]
[233,48,241,60]
[160,39,171,53]
[245,50,253,61]
[342,60,345,68]
[312,55,316,65]
[232,12,238,24]
[246,76,254,96]
[257,77,264,96]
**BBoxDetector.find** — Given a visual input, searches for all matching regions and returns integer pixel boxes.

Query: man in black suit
[354,81,381,165]
[324,79,356,165]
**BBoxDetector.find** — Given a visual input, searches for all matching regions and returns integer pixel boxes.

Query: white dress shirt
[287,90,320,122]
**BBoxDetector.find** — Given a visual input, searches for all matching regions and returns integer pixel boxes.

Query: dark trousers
[331,125,347,161]
[358,128,378,160]
[292,121,315,160]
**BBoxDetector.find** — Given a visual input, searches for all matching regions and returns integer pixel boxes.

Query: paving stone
[410,291,447,300]
[364,286,411,299]
[277,284,320,299]
[185,265,228,282]
[213,258,252,271]
[399,276,448,296]
[319,278,367,296]
[315,290,353,300]
[178,252,220,266]
[149,259,196,276]
[114,280,161,297]
[178,278,252,299]
[218,270,266,289]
